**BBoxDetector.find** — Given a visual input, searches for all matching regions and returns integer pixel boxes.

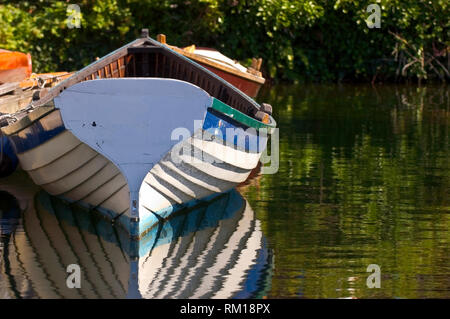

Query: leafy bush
[0,0,448,82]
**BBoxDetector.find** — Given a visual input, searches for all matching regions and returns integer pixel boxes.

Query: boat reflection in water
[0,182,272,299]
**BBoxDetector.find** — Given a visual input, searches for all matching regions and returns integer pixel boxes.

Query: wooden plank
[0,68,28,84]
[0,90,34,114]
[108,63,113,78]
[1,101,55,135]
[118,58,124,77]
[0,82,20,96]
[167,45,265,84]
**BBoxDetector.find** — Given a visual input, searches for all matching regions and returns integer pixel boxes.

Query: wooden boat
[158,34,266,98]
[1,30,276,239]
[0,72,72,115]
[0,72,72,177]
[0,185,273,299]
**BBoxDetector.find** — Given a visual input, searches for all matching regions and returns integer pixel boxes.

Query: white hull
[7,78,273,237]
[15,114,261,237]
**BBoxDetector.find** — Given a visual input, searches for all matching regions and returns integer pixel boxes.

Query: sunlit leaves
[0,1,447,81]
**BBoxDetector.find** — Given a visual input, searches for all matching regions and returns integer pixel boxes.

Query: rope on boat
[0,102,35,125]
[0,72,72,125]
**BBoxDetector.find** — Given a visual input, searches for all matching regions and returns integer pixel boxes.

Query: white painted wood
[54,78,212,217]
[27,144,98,184]
[18,129,82,171]
[40,155,108,195]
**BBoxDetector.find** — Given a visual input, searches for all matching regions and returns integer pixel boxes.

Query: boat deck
[0,72,71,123]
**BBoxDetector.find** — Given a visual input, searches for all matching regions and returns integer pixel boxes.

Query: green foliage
[0,0,131,72]
[0,1,448,82]
[329,0,450,82]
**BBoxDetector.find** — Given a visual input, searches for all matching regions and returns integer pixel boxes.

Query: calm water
[241,84,449,298]
[0,174,272,299]
[0,84,449,299]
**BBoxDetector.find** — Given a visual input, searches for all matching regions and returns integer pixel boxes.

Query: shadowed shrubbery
[0,0,448,83]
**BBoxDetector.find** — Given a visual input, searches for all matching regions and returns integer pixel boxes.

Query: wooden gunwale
[169,46,265,85]
[211,98,276,130]
[33,38,146,107]
[2,102,55,135]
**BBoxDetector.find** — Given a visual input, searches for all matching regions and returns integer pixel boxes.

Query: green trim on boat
[211,98,277,130]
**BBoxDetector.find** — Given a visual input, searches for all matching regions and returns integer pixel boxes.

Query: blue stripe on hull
[8,110,66,154]
[115,191,224,239]
[203,108,268,153]
[0,135,19,177]
[133,189,244,255]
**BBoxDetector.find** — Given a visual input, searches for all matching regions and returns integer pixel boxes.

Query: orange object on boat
[19,72,73,90]
[0,50,32,84]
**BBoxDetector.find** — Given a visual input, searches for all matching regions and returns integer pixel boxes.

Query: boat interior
[35,35,263,120]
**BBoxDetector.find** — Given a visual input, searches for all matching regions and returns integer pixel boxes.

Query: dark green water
[239,84,449,298]
[0,84,448,299]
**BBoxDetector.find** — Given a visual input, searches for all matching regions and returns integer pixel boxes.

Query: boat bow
[54,78,211,222]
